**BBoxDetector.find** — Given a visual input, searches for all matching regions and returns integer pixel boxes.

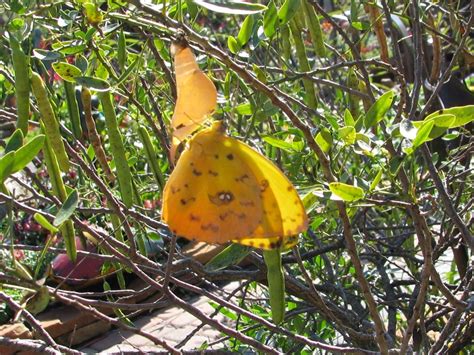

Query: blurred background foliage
[0,0,473,353]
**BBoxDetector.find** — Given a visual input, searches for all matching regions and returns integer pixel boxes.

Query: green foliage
[0,1,472,354]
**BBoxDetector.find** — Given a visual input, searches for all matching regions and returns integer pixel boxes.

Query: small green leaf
[227,35,241,54]
[194,0,267,15]
[237,15,255,46]
[205,244,251,272]
[400,119,417,140]
[32,49,63,61]
[411,119,435,151]
[329,182,365,202]
[424,105,474,128]
[263,1,278,37]
[83,2,103,25]
[5,129,24,153]
[431,114,456,128]
[0,152,15,182]
[11,135,45,174]
[116,56,140,85]
[52,62,82,82]
[315,128,332,153]
[263,136,302,152]
[338,126,356,145]
[54,189,79,226]
[389,156,404,176]
[33,213,59,233]
[278,0,301,25]
[24,286,50,315]
[369,168,383,192]
[364,91,395,128]
[76,76,110,91]
[344,109,355,126]
[235,102,253,115]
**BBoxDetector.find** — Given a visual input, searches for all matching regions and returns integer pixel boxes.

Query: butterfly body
[162,122,308,249]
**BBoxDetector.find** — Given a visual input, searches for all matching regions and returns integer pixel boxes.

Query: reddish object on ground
[52,237,104,285]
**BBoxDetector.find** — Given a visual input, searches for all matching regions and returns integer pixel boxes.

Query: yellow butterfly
[162,121,308,249]
[170,40,217,162]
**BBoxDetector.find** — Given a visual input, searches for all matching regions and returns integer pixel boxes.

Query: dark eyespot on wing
[209,191,235,206]
[260,179,269,192]
[287,185,293,191]
[226,153,234,160]
[208,170,218,176]
[192,168,202,176]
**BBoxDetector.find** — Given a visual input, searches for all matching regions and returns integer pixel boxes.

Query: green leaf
[389,156,404,176]
[54,189,79,226]
[33,213,59,233]
[116,56,140,85]
[369,168,383,192]
[11,135,45,173]
[329,182,365,202]
[205,244,251,272]
[227,35,241,54]
[431,114,456,128]
[278,0,301,25]
[263,1,278,37]
[364,91,395,128]
[237,15,255,46]
[399,119,417,140]
[194,0,267,14]
[315,128,332,153]
[338,126,356,145]
[5,129,24,153]
[76,76,110,91]
[24,286,50,315]
[0,151,15,182]
[411,119,435,151]
[52,62,82,82]
[424,105,474,128]
[235,102,253,115]
[344,109,355,126]
[33,49,63,61]
[263,136,302,152]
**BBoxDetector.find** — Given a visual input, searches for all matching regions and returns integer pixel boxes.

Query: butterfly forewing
[163,127,263,243]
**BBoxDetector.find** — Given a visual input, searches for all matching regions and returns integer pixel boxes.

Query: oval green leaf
[11,135,45,174]
[338,126,356,145]
[263,1,278,37]
[364,91,395,128]
[329,182,365,202]
[52,62,82,82]
[237,15,255,46]
[76,76,110,92]
[33,212,59,233]
[278,0,301,25]
[5,129,24,153]
[54,189,79,226]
